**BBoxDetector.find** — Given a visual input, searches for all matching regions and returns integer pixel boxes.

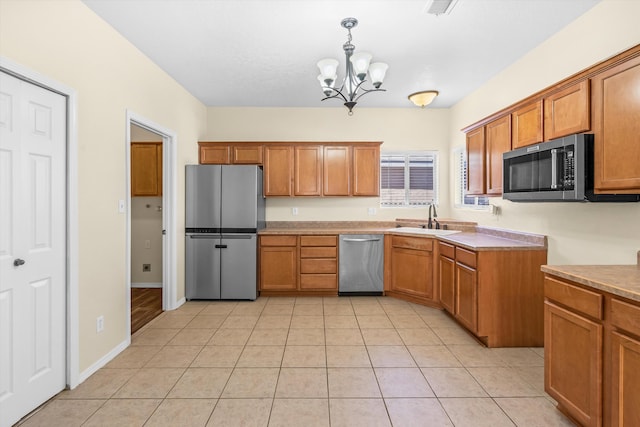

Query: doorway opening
[126,111,178,338]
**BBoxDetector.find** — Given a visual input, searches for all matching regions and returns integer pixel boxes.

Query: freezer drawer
[338,234,384,295]
[185,234,257,300]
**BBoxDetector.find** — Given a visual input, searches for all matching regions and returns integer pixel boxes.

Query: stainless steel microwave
[502,134,640,202]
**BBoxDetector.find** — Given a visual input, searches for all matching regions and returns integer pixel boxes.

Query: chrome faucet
[427,204,439,229]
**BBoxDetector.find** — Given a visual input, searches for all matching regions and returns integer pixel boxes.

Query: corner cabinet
[592,54,640,194]
[131,142,162,197]
[437,241,547,347]
[385,235,436,306]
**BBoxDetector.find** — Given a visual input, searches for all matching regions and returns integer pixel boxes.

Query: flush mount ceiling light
[408,90,439,108]
[317,17,389,115]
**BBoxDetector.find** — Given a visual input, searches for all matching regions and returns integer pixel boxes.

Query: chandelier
[316,18,389,115]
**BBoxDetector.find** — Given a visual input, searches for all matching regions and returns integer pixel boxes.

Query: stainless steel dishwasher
[338,234,384,296]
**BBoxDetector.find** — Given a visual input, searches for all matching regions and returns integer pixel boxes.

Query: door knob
[14,258,26,267]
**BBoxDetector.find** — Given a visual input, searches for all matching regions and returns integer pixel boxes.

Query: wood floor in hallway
[131,287,163,334]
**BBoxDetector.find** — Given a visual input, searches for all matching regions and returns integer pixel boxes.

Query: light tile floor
[17,296,576,426]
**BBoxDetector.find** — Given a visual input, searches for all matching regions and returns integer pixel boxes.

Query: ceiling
[82,0,601,109]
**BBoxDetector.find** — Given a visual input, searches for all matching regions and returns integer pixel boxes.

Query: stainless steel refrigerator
[185,165,265,300]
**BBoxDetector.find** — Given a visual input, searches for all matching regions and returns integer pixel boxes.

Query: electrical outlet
[367,207,377,216]
[145,240,151,249]
[292,207,298,216]
[143,264,151,272]
[96,315,104,333]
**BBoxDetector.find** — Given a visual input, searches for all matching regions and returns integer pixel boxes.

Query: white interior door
[0,71,66,426]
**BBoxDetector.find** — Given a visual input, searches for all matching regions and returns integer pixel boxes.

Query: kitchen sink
[388,227,461,236]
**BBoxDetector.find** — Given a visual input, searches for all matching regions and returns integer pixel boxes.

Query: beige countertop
[542,265,640,302]
[259,221,547,251]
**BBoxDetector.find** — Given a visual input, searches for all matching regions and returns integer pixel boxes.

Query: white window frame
[453,147,490,210]
[380,151,438,208]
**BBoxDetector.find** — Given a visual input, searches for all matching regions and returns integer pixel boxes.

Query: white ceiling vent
[423,0,459,15]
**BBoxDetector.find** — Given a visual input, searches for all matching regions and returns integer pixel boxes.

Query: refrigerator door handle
[189,235,218,239]
[215,244,228,249]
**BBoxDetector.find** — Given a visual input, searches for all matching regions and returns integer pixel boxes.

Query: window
[453,147,489,208]
[380,152,437,207]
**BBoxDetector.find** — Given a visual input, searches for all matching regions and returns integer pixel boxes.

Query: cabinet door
[323,146,350,196]
[466,127,486,195]
[485,115,511,195]
[131,142,162,197]
[455,262,477,333]
[592,55,640,193]
[512,100,543,149]
[259,246,297,290]
[390,247,433,299]
[199,144,230,164]
[611,332,640,427]
[264,146,293,196]
[439,255,455,314]
[295,145,322,196]
[352,146,380,196]
[544,80,590,140]
[544,302,602,427]
[232,145,263,164]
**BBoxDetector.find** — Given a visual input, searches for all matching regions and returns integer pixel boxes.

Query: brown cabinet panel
[390,246,433,299]
[300,274,337,290]
[300,247,337,258]
[352,146,380,196]
[323,146,351,196]
[592,55,640,193]
[131,142,162,197]
[544,80,590,140]
[512,100,543,149]
[544,276,603,320]
[611,332,640,427]
[455,247,476,269]
[466,127,486,195]
[611,297,640,337]
[259,246,297,290]
[300,258,336,274]
[439,254,455,314]
[264,146,293,196]
[455,262,477,333]
[261,235,297,246]
[199,144,230,164]
[485,115,511,195]
[544,301,602,427]
[391,235,433,251]
[300,235,337,247]
[232,145,263,164]
[295,146,323,196]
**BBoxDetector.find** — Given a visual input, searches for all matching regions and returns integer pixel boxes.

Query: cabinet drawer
[300,247,337,258]
[300,274,337,289]
[438,242,455,259]
[611,297,640,337]
[300,258,336,274]
[300,235,337,246]
[544,276,603,320]
[391,236,433,251]
[260,235,297,246]
[456,247,477,268]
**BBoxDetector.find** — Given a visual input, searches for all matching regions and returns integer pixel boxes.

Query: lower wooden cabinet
[259,234,338,295]
[386,235,436,306]
[259,236,297,291]
[438,241,546,347]
[544,274,640,427]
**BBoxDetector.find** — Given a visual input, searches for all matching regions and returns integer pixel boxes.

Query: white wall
[0,0,207,372]
[205,107,451,222]
[449,0,640,265]
[131,197,163,285]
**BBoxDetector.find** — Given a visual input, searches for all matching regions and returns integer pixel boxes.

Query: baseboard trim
[75,339,129,387]
[131,282,162,288]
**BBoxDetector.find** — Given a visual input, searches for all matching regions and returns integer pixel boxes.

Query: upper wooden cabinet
[592,54,640,194]
[352,146,380,196]
[512,100,543,149]
[485,115,511,195]
[199,142,263,165]
[264,146,294,196]
[323,146,351,196]
[544,80,590,140]
[295,146,323,196]
[466,127,486,195]
[131,142,162,197]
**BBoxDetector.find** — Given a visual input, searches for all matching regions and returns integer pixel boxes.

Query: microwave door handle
[550,149,559,189]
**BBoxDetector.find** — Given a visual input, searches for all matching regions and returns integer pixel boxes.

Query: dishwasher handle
[341,238,381,242]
